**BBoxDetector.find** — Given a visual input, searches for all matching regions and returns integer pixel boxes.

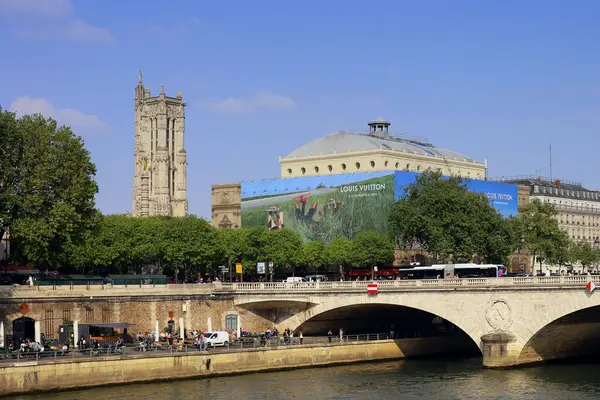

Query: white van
[203,331,229,347]
[284,277,307,283]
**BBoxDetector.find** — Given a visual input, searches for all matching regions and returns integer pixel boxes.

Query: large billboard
[241,171,518,242]
[392,172,518,218]
[241,172,395,242]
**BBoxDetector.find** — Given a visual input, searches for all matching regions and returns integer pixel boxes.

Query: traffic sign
[586,281,596,293]
[367,282,378,295]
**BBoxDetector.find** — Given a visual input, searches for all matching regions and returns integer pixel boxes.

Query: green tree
[544,230,572,275]
[303,241,326,274]
[351,231,395,279]
[0,109,99,267]
[388,171,514,263]
[519,199,564,274]
[161,216,219,281]
[324,238,354,278]
[571,240,598,273]
[260,229,304,276]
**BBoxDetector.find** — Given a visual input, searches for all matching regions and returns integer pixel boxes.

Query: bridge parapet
[218,276,596,293]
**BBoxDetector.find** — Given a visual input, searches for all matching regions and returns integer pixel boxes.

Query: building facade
[211,183,241,229]
[132,72,188,217]
[279,118,487,180]
[493,176,600,273]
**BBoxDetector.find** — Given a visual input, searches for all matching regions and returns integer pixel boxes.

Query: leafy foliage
[388,171,515,263]
[0,108,98,267]
[303,241,326,273]
[519,199,567,272]
[351,231,395,277]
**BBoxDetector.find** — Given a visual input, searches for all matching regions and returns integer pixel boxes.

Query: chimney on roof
[368,117,391,139]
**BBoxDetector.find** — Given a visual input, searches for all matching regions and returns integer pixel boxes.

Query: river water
[11,358,600,400]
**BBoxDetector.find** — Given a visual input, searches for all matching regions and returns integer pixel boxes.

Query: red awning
[3,266,40,275]
[348,270,371,277]
[376,268,398,276]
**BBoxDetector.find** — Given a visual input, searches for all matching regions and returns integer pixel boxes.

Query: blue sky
[1,0,599,218]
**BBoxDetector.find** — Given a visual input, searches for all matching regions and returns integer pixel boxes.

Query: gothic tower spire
[132,72,188,217]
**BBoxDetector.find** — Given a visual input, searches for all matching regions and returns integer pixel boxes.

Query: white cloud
[149,17,201,37]
[10,97,110,135]
[0,0,73,18]
[201,92,298,114]
[59,18,114,44]
[0,0,114,44]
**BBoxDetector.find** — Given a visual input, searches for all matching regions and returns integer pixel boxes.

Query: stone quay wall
[0,285,274,340]
[0,336,470,396]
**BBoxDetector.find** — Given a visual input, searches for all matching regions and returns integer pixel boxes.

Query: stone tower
[132,72,188,217]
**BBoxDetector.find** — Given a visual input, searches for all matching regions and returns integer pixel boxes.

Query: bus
[397,264,506,280]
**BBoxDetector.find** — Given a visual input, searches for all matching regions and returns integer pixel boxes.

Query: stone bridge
[2,276,600,368]
[217,276,600,368]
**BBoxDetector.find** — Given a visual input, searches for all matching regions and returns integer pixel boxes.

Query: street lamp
[518,235,525,274]
[218,218,236,282]
[594,237,599,274]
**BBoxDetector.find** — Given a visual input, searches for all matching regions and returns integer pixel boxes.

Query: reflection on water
[11,358,600,400]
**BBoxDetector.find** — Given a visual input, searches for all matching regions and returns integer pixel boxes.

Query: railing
[1,276,596,297]
[0,333,391,365]
[217,276,597,292]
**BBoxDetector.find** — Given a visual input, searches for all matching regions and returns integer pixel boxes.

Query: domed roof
[284,131,477,163]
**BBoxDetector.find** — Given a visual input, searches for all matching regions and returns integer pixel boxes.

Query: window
[416,165,421,172]
[355,162,361,170]
[287,168,292,175]
[314,166,319,173]
[45,309,54,337]
[395,162,399,169]
[85,307,94,323]
[328,165,333,172]
[102,307,110,323]
[405,164,410,170]
[225,314,238,331]
[301,167,306,175]
[384,161,388,167]
[370,161,375,168]
[341,163,347,171]
[62,309,71,323]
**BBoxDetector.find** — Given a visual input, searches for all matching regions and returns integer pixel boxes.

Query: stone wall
[0,294,273,342]
[0,337,468,396]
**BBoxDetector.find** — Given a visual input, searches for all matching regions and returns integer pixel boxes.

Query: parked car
[283,277,307,283]
[203,332,229,347]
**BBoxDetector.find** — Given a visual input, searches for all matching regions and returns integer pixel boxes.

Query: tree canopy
[388,171,515,264]
[0,108,99,267]
[518,198,568,273]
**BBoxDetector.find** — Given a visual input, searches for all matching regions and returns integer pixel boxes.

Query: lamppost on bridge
[218,217,238,283]
[594,237,599,274]
[518,235,525,274]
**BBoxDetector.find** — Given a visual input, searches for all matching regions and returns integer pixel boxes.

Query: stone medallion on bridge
[485,299,513,332]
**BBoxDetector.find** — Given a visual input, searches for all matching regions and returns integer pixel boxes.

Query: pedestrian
[327,330,332,343]
[290,331,294,345]
[339,328,343,343]
[299,331,304,345]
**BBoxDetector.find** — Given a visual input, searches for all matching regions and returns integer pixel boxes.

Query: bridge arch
[517,302,600,365]
[280,294,487,352]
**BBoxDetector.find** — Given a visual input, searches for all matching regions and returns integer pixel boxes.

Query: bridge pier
[481,333,520,368]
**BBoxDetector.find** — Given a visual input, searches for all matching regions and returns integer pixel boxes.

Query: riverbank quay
[0,336,470,397]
